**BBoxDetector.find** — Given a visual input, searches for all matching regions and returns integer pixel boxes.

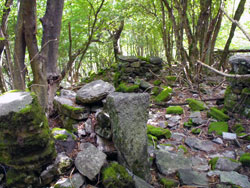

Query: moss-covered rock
[239,153,250,167]
[159,177,178,188]
[191,128,201,134]
[0,91,56,187]
[102,162,135,188]
[166,106,183,115]
[116,83,140,93]
[52,127,76,141]
[155,87,172,102]
[147,125,171,139]
[186,98,206,111]
[207,107,230,121]
[208,122,228,136]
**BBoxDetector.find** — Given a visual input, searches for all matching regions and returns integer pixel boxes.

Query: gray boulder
[149,57,162,65]
[106,92,150,181]
[54,96,89,120]
[178,169,208,187]
[76,80,115,104]
[155,150,192,175]
[133,175,154,188]
[60,89,76,99]
[95,111,112,140]
[75,143,107,180]
[118,55,139,62]
[40,164,57,185]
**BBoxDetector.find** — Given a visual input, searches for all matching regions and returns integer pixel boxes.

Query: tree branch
[197,60,250,78]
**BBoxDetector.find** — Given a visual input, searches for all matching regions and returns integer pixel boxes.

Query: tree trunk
[22,0,48,109]
[13,0,26,90]
[113,20,124,61]
[40,0,64,113]
[219,0,246,68]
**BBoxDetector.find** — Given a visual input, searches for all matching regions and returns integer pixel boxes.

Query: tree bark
[22,0,48,109]
[112,20,124,61]
[40,0,64,113]
[219,0,246,68]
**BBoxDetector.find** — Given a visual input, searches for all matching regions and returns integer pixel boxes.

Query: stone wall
[116,56,163,84]
[224,55,250,117]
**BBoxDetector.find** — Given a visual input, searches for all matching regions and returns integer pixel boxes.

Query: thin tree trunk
[40,0,64,113]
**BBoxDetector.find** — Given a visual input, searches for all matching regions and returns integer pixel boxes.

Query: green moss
[207,107,230,121]
[102,162,134,188]
[239,153,250,167]
[52,127,76,141]
[147,134,158,141]
[209,157,219,170]
[160,178,178,188]
[191,128,201,134]
[186,98,206,111]
[54,134,68,141]
[113,72,121,87]
[178,145,188,154]
[208,122,228,136]
[232,124,245,134]
[147,125,171,139]
[224,86,238,110]
[155,87,172,102]
[137,56,150,62]
[242,88,250,95]
[166,106,183,115]
[152,87,161,95]
[153,80,162,86]
[238,133,250,141]
[116,83,139,93]
[184,119,193,128]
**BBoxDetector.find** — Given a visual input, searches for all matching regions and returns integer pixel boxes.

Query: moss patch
[152,87,161,95]
[165,76,177,82]
[166,106,183,115]
[191,128,201,134]
[155,87,172,102]
[178,145,188,154]
[232,124,245,134]
[209,157,219,170]
[208,122,228,136]
[116,83,139,93]
[184,119,193,128]
[207,107,230,121]
[102,162,134,188]
[147,125,171,139]
[160,177,178,188]
[186,98,206,111]
[240,153,250,167]
[153,80,162,86]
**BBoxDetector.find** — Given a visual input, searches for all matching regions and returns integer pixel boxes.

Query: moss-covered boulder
[52,128,76,141]
[240,153,250,167]
[207,107,230,121]
[208,122,228,136]
[166,106,183,115]
[155,87,172,102]
[116,82,140,93]
[102,162,135,188]
[0,91,56,187]
[147,125,171,139]
[186,98,207,111]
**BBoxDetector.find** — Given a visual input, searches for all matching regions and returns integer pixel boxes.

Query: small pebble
[213,138,223,145]
[222,132,237,140]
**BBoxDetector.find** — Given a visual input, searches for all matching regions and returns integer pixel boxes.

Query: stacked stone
[224,55,250,117]
[117,56,163,82]
[0,91,56,187]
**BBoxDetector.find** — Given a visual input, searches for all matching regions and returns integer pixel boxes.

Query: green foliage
[207,107,230,121]
[165,76,177,82]
[186,98,206,111]
[208,122,228,136]
[166,106,183,115]
[184,119,193,128]
[147,125,171,139]
[239,153,250,167]
[232,124,245,134]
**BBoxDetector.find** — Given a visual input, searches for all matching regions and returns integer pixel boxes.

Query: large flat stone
[185,137,217,152]
[76,80,115,104]
[106,92,150,181]
[178,169,208,187]
[155,151,192,175]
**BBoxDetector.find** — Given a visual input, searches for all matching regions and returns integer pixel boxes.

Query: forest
[0,0,250,188]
